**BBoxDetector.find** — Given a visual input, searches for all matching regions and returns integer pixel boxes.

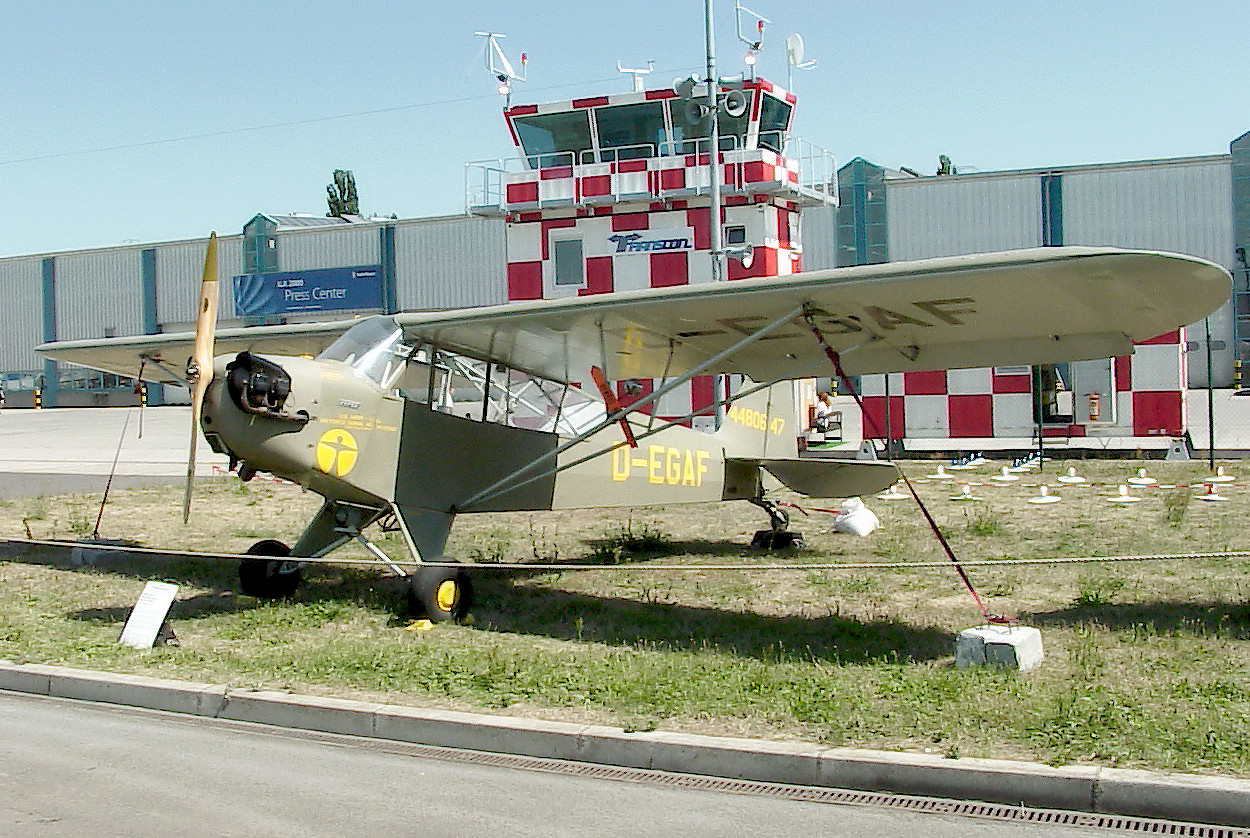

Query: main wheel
[407,565,473,622]
[750,530,805,550]
[239,539,303,599]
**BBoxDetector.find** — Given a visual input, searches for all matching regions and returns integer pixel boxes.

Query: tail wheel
[407,565,474,623]
[239,539,302,599]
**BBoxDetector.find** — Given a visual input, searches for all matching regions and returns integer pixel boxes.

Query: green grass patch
[1,461,1250,776]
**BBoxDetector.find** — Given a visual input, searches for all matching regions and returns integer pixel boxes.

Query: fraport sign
[233,266,384,316]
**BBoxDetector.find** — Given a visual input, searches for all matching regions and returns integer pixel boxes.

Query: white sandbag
[834,497,880,536]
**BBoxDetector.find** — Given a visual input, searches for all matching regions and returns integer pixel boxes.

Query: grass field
[2,457,1249,776]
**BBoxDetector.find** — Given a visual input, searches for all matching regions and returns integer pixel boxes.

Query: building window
[594,102,666,162]
[553,238,585,287]
[758,95,791,153]
[513,111,591,169]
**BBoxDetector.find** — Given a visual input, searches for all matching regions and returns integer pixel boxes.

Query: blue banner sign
[233,266,384,316]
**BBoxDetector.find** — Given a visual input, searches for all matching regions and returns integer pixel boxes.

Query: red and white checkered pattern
[498,79,812,424]
[501,150,803,210]
[505,200,801,301]
[858,330,1188,441]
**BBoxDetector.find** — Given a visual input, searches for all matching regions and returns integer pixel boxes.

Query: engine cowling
[225,351,304,421]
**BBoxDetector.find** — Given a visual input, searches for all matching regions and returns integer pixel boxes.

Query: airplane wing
[396,246,1230,383]
[36,320,352,385]
[38,247,1230,385]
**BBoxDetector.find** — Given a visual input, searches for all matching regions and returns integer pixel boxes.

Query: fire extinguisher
[1087,392,1101,422]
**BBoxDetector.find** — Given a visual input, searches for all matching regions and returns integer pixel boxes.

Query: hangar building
[821,146,1243,448]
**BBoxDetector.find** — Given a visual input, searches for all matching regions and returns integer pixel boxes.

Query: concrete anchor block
[956,625,1044,672]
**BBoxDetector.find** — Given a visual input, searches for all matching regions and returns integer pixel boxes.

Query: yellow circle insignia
[316,428,359,477]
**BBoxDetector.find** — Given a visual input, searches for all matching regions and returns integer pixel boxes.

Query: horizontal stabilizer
[729,457,900,499]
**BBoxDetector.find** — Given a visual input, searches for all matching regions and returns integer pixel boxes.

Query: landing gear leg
[749,497,805,550]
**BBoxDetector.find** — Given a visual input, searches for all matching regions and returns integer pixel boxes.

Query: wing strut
[457,305,806,512]
[802,309,1008,624]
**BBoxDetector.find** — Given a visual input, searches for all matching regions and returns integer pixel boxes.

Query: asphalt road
[0,406,222,498]
[0,691,1146,838]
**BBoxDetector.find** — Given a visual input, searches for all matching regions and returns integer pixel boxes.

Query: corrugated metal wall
[798,204,836,270]
[280,225,380,272]
[55,248,144,341]
[395,216,507,310]
[0,258,43,370]
[155,236,242,327]
[886,174,1043,260]
[1064,159,1234,387]
[1062,160,1232,265]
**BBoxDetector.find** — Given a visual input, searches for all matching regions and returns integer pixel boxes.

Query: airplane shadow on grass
[71,592,252,625]
[472,583,955,665]
[1023,600,1250,639]
[2,540,249,591]
[4,540,955,664]
[578,536,765,559]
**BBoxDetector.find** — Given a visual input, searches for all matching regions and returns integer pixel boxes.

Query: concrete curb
[2,661,1247,827]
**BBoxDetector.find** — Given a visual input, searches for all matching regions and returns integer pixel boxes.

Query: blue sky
[1,0,1244,258]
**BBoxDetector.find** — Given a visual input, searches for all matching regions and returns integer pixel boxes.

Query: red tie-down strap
[802,312,1012,624]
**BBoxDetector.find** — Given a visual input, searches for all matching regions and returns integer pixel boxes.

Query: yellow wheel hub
[435,579,459,613]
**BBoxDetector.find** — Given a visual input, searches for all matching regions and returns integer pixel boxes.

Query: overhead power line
[0,69,702,168]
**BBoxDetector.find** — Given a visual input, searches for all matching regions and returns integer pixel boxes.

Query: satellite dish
[722,89,748,118]
[786,33,804,66]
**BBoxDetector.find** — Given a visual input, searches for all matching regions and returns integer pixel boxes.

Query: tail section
[718,380,899,500]
[716,381,800,459]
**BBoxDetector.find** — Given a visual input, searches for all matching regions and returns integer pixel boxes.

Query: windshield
[317,315,408,385]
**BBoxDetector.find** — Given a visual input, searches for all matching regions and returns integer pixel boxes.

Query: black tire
[750,530,805,550]
[239,539,302,599]
[407,565,473,622]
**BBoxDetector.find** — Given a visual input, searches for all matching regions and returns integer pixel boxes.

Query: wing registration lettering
[716,316,804,342]
[913,297,976,325]
[803,311,864,336]
[860,297,979,331]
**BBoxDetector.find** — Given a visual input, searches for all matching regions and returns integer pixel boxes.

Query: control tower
[467,74,837,424]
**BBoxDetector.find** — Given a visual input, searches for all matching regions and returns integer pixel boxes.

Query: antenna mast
[617,60,655,93]
[476,32,528,107]
[704,0,723,282]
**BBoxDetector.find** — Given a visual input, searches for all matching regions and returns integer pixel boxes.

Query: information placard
[119,581,179,649]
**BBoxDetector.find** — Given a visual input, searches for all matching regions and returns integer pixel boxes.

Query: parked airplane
[38,237,1230,620]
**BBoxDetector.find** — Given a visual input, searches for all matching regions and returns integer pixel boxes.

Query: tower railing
[466,135,837,215]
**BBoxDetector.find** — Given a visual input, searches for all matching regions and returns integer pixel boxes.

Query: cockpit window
[317,315,409,386]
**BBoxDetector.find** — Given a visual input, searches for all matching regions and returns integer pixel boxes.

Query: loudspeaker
[722,89,748,118]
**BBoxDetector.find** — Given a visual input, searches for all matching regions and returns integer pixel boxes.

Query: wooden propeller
[183,233,219,523]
